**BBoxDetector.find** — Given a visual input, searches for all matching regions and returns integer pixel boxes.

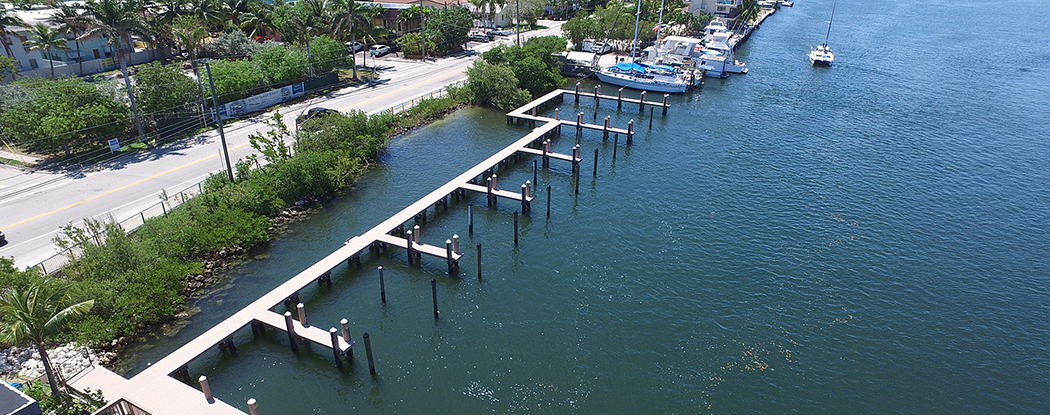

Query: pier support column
[513,211,519,245]
[618,88,624,110]
[199,376,214,403]
[546,185,551,218]
[593,148,599,177]
[627,120,635,145]
[406,230,414,265]
[330,328,344,368]
[363,333,376,377]
[431,279,440,318]
[378,266,387,305]
[663,94,670,115]
[477,243,483,280]
[574,82,580,104]
[297,303,308,327]
[247,398,259,415]
[594,85,600,106]
[603,116,610,140]
[640,91,647,113]
[340,318,351,344]
[649,107,654,129]
[284,311,299,352]
[576,112,583,143]
[446,240,455,276]
[468,204,474,234]
[521,184,529,214]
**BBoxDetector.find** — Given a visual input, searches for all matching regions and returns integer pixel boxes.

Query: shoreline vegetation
[0,37,564,412]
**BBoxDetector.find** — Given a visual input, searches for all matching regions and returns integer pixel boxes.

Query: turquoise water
[119,0,1050,413]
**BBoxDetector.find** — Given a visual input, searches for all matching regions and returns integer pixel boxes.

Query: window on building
[29,59,38,69]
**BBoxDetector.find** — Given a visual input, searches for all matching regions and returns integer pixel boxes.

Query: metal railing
[31,81,467,276]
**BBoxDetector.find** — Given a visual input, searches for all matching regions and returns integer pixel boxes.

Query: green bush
[465,61,531,110]
[209,59,265,103]
[308,36,349,74]
[252,45,308,85]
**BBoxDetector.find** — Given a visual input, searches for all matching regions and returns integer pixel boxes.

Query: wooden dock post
[431,279,439,318]
[554,107,559,120]
[542,140,551,167]
[283,312,298,352]
[378,266,387,305]
[363,333,376,377]
[513,211,519,245]
[251,321,264,338]
[446,240,454,275]
[663,94,669,115]
[546,185,551,217]
[649,107,654,129]
[476,243,482,279]
[594,85,600,106]
[613,134,618,160]
[617,88,624,110]
[199,376,214,403]
[639,91,647,113]
[225,337,237,355]
[574,82,580,104]
[533,160,538,187]
[247,398,259,415]
[603,116,610,140]
[576,112,583,142]
[453,234,460,255]
[573,147,580,195]
[413,225,421,244]
[175,366,191,384]
[521,184,528,214]
[627,120,634,145]
[593,148,599,177]
[406,230,414,265]
[330,328,343,368]
[296,303,308,327]
[468,204,474,234]
[340,318,351,344]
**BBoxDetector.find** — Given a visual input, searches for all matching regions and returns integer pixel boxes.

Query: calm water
[118,0,1050,412]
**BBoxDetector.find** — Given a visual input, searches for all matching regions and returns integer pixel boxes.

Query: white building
[689,0,741,18]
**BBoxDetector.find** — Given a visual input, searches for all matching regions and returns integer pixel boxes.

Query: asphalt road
[0,21,564,269]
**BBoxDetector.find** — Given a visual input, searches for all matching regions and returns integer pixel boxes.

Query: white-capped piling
[247,398,259,415]
[521,184,528,213]
[639,91,647,112]
[378,266,387,305]
[663,93,670,115]
[627,120,634,145]
[340,318,351,343]
[468,203,474,234]
[296,303,308,327]
[574,82,580,104]
[413,225,421,244]
[594,85,600,106]
[617,87,624,110]
[453,234,460,254]
[283,311,298,352]
[446,239,454,275]
[576,112,583,142]
[406,230,414,265]
[329,328,343,368]
[199,376,214,403]
[603,116,610,140]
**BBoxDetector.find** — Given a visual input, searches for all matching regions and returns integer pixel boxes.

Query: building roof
[0,382,41,415]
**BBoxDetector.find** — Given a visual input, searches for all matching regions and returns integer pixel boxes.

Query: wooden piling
[576,112,583,142]
[613,134,618,160]
[446,240,454,275]
[533,160,538,186]
[296,303,308,327]
[330,328,343,368]
[406,230,414,265]
[283,311,298,352]
[363,333,376,377]
[521,184,528,214]
[627,120,634,145]
[546,185,551,217]
[574,82,580,104]
[340,318,351,344]
[468,203,474,235]
[649,107,654,129]
[226,337,237,355]
[199,376,214,403]
[603,116,610,140]
[513,211,519,245]
[617,88,624,110]
[413,225,421,244]
[378,266,387,305]
[593,148,599,177]
[640,91,647,113]
[431,279,439,318]
[247,398,259,415]
[453,234,460,255]
[663,94,669,115]
[554,107,559,120]
[594,85,600,106]
[476,243,483,280]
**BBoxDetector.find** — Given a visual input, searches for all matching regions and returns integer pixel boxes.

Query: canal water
[117,0,1050,412]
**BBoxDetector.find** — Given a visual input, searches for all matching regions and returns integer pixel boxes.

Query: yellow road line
[1,142,249,229]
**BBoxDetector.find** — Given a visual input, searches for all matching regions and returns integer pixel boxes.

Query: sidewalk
[0,148,41,166]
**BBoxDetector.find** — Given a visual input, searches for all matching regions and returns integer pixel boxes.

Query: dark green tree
[134,61,200,118]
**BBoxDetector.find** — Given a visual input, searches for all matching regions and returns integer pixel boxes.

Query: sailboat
[809,0,837,66]
[594,0,700,93]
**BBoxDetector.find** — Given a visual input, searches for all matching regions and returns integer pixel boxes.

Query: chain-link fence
[30,81,468,276]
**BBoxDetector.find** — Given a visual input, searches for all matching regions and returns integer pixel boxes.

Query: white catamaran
[810,0,837,66]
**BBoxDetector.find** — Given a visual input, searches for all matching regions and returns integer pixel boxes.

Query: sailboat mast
[630,0,642,60]
[655,0,665,58]
[824,0,837,45]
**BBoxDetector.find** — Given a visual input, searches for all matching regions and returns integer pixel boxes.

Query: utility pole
[515,0,521,46]
[202,59,235,183]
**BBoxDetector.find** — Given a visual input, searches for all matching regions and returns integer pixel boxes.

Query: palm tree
[184,0,225,30]
[82,0,149,141]
[0,278,94,398]
[25,24,70,79]
[49,4,90,75]
[239,4,274,38]
[0,4,30,60]
[173,15,207,78]
[221,0,249,26]
[328,0,371,78]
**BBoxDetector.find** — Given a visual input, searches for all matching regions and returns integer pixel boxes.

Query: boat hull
[595,71,689,93]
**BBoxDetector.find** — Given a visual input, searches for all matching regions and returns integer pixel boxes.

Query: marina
[63,0,1050,413]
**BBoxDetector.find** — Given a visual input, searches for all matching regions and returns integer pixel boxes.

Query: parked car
[469,32,491,42]
[296,107,338,128]
[0,230,6,245]
[487,27,514,36]
[369,44,391,56]
[345,41,363,52]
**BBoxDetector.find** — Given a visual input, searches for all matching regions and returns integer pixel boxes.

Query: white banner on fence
[218,83,306,120]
